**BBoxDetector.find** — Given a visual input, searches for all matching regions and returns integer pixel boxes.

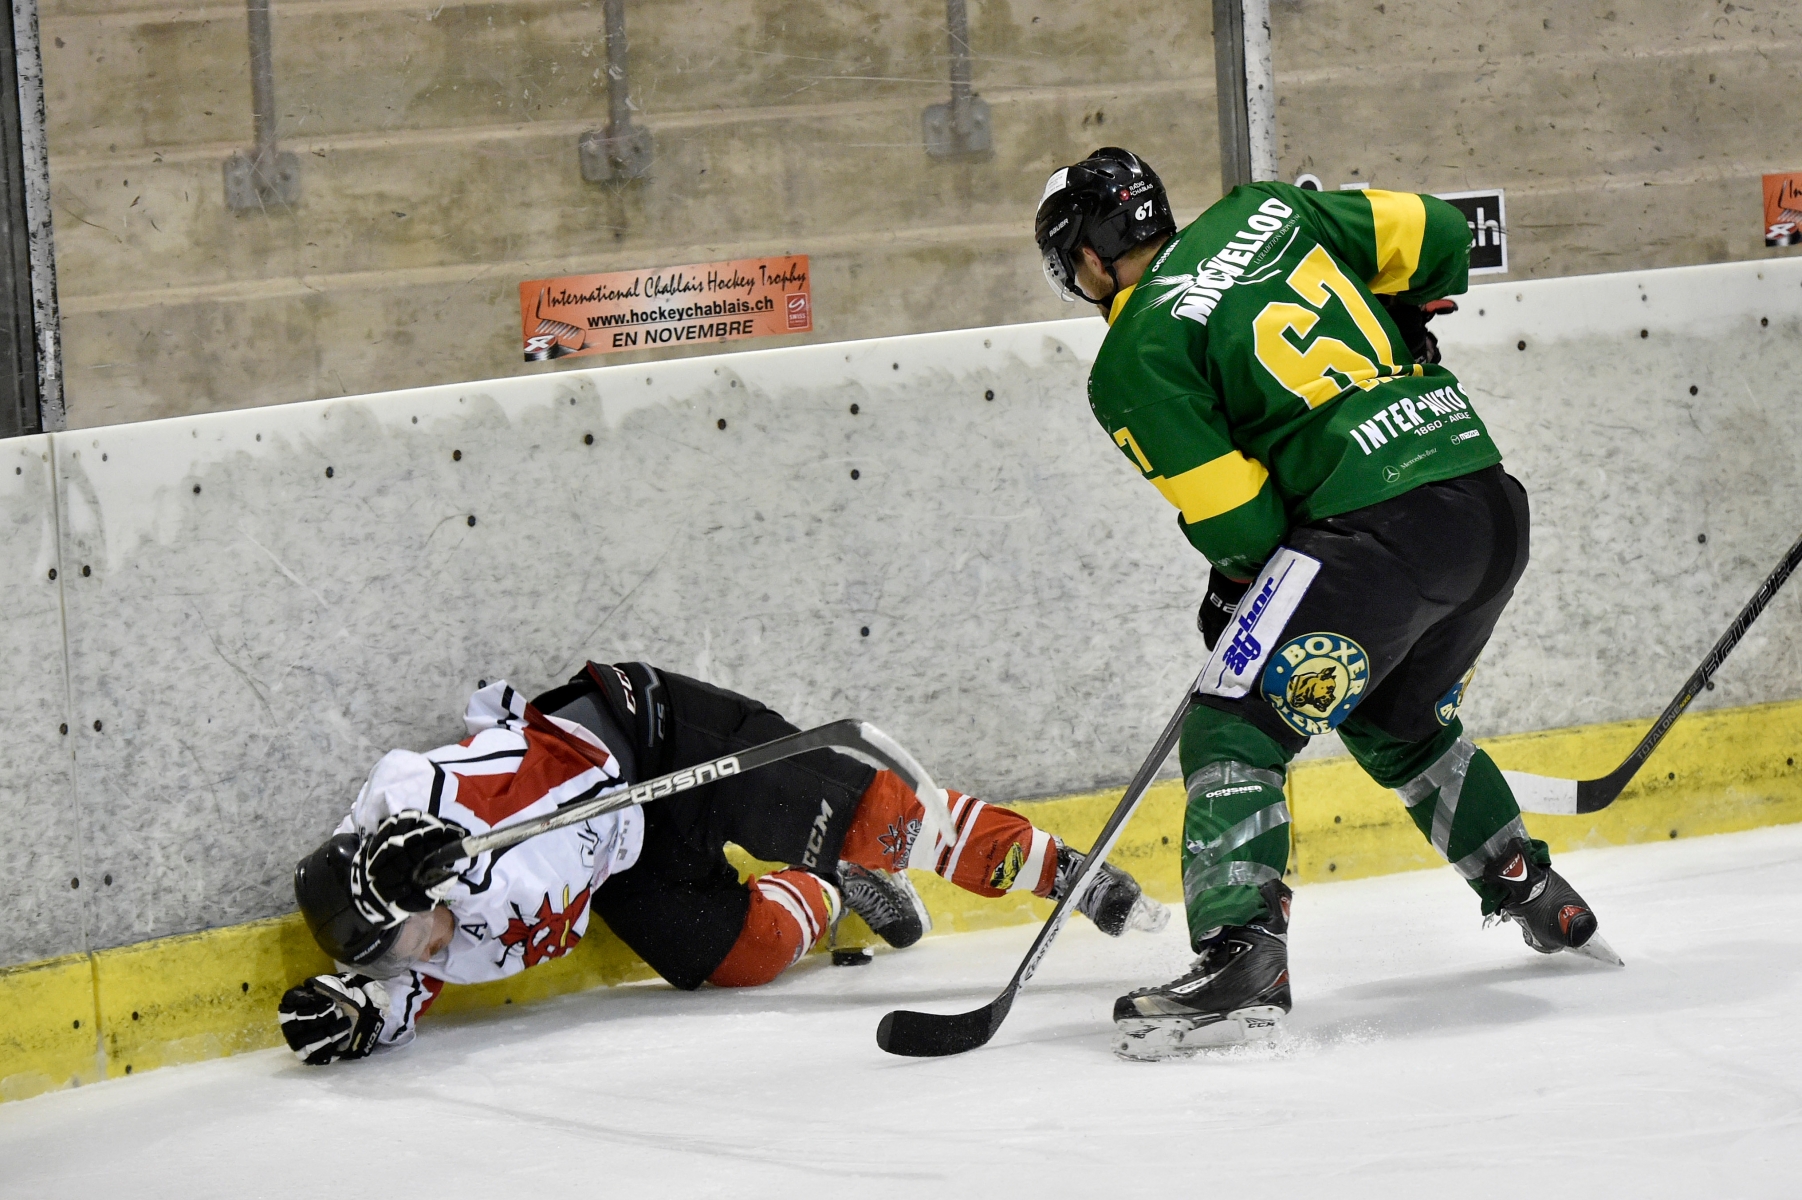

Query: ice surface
[5,825,1800,1198]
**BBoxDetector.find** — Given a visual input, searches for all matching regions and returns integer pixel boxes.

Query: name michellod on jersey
[335,682,646,1047]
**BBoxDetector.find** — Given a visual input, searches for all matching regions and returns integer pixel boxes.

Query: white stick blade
[855,721,959,865]
[1501,770,1580,815]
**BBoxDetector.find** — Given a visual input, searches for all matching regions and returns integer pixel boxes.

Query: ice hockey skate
[1482,839,1623,966]
[1112,880,1291,1061]
[837,860,933,949]
[1051,841,1169,937]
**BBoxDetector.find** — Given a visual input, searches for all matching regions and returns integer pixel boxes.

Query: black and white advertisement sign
[1434,189,1508,275]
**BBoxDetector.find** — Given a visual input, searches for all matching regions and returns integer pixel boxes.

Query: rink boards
[4,255,1802,1099]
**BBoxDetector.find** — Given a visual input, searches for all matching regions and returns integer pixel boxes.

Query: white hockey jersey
[336,682,645,1047]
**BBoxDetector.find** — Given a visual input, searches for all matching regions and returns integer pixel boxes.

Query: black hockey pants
[535,667,871,990]
[1178,465,1547,940]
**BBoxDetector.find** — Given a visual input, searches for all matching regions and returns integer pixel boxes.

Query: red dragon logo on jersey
[877,817,922,872]
[498,884,592,968]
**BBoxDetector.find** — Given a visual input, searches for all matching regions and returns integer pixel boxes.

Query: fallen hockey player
[278,662,1167,1064]
[1033,148,1619,1060]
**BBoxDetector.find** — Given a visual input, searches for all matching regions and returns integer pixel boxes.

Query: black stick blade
[876,997,1011,1058]
[1575,773,1627,815]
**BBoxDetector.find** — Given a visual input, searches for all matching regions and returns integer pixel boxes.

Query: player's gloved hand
[1198,568,1252,650]
[1378,296,1458,365]
[277,973,389,1065]
[350,811,469,928]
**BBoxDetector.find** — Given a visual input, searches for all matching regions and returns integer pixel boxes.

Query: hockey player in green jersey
[1034,148,1619,1060]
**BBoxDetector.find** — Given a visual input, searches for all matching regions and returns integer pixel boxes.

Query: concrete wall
[38,0,1802,427]
[3,253,1800,970]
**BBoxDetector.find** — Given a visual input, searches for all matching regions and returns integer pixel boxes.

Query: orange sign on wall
[519,255,812,361]
[1765,173,1802,247]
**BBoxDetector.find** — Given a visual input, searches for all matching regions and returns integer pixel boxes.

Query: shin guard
[1181,761,1291,943]
[707,869,840,987]
[1342,719,1550,914]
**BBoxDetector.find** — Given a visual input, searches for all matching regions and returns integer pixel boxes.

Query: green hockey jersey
[1087,181,1502,578]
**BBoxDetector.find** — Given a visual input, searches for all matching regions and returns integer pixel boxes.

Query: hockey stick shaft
[413,718,955,890]
[1505,527,1802,815]
[875,677,1194,1057]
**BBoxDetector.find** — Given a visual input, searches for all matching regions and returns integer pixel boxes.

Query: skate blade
[1568,933,1624,967]
[1126,894,1171,935]
[1112,1006,1285,1061]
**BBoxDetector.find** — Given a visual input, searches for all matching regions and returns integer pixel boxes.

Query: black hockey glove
[349,812,469,928]
[277,973,389,1065]
[1377,296,1458,365]
[1198,568,1252,650]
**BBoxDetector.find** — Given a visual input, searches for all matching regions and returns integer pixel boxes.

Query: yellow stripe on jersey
[1151,451,1270,524]
[1365,190,1427,295]
[1107,285,1137,326]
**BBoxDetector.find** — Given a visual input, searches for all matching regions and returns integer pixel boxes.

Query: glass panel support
[922,0,992,161]
[579,0,653,184]
[223,0,300,212]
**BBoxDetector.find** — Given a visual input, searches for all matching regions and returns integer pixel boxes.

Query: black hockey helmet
[294,832,398,967]
[1034,147,1177,303]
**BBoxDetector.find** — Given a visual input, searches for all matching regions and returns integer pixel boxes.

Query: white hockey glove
[349,811,469,928]
[277,973,390,1065]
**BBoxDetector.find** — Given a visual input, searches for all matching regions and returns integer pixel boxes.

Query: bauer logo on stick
[1261,632,1370,736]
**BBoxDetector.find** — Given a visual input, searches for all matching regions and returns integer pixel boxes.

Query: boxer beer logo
[1288,667,1340,713]
[1261,632,1370,736]
[1434,661,1479,726]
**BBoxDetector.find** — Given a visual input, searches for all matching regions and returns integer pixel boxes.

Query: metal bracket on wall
[1213,0,1277,195]
[223,0,299,211]
[922,0,991,161]
[3,0,62,433]
[579,0,652,183]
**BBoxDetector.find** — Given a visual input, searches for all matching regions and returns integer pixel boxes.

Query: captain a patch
[1261,632,1370,736]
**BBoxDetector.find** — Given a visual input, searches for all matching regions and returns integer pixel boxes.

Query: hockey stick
[1504,528,1802,816]
[875,679,1193,1058]
[412,718,955,891]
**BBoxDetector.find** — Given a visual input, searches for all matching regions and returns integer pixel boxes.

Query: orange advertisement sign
[1765,173,1802,246]
[519,254,812,361]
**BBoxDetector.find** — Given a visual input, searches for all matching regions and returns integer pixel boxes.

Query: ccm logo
[627,757,739,804]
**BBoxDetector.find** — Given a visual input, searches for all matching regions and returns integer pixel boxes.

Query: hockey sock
[933,790,1059,897]
[838,770,1058,897]
[1177,704,1296,946]
[707,869,840,988]
[838,769,927,873]
[1338,716,1550,914]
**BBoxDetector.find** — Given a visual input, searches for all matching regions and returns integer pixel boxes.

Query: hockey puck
[831,948,873,967]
